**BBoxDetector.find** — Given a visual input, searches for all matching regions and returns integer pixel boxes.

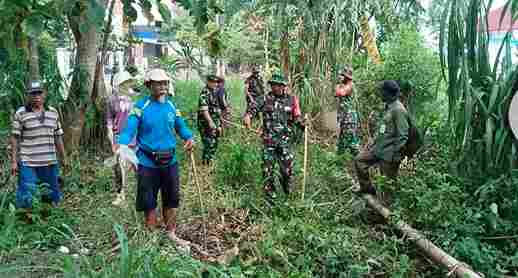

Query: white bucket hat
[144,68,170,82]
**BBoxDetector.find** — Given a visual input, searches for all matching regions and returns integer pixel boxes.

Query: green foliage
[216,142,261,189]
[391,128,518,277]
[380,24,443,120]
[0,35,65,130]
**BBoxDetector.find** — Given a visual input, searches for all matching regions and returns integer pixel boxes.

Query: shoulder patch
[130,107,143,117]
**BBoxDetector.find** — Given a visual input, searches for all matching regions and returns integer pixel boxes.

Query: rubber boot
[112,191,126,207]
[144,209,158,230]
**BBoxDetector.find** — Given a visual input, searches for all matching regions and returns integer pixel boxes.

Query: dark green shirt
[373,100,409,162]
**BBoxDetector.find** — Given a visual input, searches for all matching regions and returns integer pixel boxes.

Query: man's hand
[184,139,194,152]
[243,115,252,129]
[11,160,17,176]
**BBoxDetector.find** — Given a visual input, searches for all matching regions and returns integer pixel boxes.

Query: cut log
[362,194,483,278]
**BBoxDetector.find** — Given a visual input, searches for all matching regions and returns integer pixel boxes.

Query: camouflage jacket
[246,93,302,146]
[373,100,409,162]
[197,86,228,129]
[245,75,265,100]
[336,95,359,125]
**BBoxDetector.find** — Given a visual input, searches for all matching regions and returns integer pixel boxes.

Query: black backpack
[401,114,423,158]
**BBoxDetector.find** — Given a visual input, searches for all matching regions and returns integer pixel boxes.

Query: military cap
[268,72,288,86]
[339,66,353,79]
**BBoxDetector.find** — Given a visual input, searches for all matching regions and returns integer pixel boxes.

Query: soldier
[354,80,409,195]
[243,72,305,200]
[335,66,360,156]
[118,68,193,241]
[244,66,264,116]
[105,71,136,206]
[197,73,229,165]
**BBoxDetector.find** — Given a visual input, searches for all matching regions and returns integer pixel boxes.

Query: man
[335,66,360,156]
[243,72,304,200]
[118,68,194,241]
[10,81,66,210]
[354,80,409,195]
[106,71,136,206]
[197,73,228,165]
[244,66,264,115]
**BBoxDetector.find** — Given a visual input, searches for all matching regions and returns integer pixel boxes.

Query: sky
[420,0,507,9]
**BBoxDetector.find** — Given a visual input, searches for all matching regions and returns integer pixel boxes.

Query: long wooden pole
[190,152,207,250]
[302,115,309,201]
[362,194,483,278]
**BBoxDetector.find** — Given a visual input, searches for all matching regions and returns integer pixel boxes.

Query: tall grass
[440,0,518,180]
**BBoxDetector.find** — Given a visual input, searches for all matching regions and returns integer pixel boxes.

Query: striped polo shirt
[11,106,64,167]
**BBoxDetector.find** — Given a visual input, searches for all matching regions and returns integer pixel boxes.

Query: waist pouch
[141,148,175,167]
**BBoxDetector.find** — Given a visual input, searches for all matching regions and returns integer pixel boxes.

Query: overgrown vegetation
[1,0,518,277]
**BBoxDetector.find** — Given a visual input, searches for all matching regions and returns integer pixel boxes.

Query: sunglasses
[28,91,44,96]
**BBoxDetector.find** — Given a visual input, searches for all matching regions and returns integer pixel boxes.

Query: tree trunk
[63,1,99,153]
[359,15,382,64]
[280,31,290,81]
[28,37,40,82]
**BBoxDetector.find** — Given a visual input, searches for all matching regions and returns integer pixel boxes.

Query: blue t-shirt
[118,96,193,168]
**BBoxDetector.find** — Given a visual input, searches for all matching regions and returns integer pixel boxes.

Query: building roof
[488,6,518,32]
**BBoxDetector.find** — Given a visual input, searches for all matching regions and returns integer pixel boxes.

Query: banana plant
[440,0,518,180]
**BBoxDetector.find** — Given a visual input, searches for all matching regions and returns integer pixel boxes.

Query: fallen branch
[362,194,483,278]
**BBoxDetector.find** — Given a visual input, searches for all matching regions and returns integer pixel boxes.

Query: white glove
[119,145,138,169]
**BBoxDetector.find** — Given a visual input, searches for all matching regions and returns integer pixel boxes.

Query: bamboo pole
[189,152,208,250]
[362,194,483,278]
[302,115,309,201]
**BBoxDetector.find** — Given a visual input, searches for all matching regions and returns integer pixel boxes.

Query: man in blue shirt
[118,68,193,241]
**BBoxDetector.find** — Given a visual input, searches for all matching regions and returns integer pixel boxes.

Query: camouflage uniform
[336,94,360,155]
[197,84,228,162]
[245,74,303,197]
[354,81,409,194]
[245,73,265,116]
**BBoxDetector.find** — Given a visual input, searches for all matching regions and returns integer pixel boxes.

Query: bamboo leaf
[487,83,500,113]
[494,127,508,165]
[485,117,495,167]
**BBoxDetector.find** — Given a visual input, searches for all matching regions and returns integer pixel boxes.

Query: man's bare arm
[55,135,66,163]
[10,135,18,163]
[202,110,216,129]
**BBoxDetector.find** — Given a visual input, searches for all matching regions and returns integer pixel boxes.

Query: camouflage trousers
[113,154,131,193]
[199,128,220,162]
[354,149,401,194]
[337,122,360,156]
[263,144,294,196]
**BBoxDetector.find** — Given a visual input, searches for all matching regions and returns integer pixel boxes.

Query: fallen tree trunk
[362,194,483,278]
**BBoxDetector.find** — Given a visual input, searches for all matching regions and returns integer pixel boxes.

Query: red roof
[487,6,518,32]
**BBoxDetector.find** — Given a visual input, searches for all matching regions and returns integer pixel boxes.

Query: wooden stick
[189,152,208,251]
[221,118,261,135]
[362,194,483,278]
[302,115,309,201]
